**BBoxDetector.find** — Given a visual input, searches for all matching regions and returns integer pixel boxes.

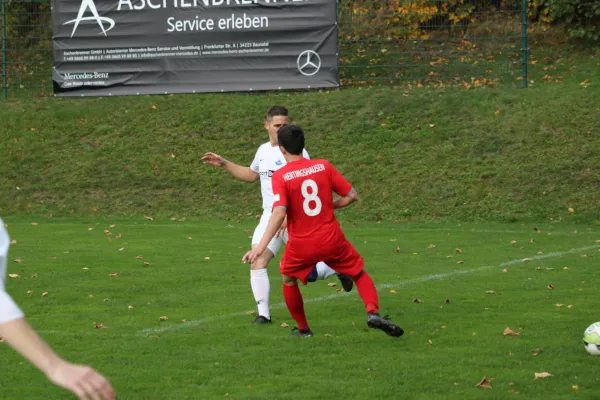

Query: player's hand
[242,247,264,265]
[201,152,225,167]
[46,360,115,400]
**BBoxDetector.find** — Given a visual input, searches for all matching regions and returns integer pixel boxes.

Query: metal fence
[0,0,528,99]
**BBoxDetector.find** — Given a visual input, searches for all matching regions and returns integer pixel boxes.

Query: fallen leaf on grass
[42,292,48,297]
[187,237,192,240]
[563,266,569,270]
[324,333,334,337]
[82,267,89,270]
[568,305,574,309]
[159,316,168,321]
[94,324,108,329]
[103,298,110,303]
[109,273,118,277]
[128,305,135,309]
[136,255,143,259]
[538,251,544,255]
[508,389,520,394]
[10,240,17,244]
[523,258,533,262]
[8,274,19,279]
[336,289,343,293]
[27,290,32,294]
[486,290,496,294]
[327,283,336,287]
[476,377,493,388]
[389,289,397,294]
[13,258,23,263]
[532,348,543,356]
[413,298,422,303]
[455,248,463,253]
[510,240,517,244]
[503,327,521,336]
[89,294,94,298]
[31,222,39,226]
[246,311,256,316]
[547,284,554,290]
[118,248,125,251]
[144,215,154,221]
[31,274,37,278]
[502,268,508,273]
[395,246,400,253]
[445,299,451,304]
[534,372,552,380]
[554,304,564,307]
[280,323,289,328]
[143,262,151,266]
[103,230,111,235]
[204,257,210,260]
[428,340,433,344]
[568,207,574,213]
[572,385,579,390]
[457,260,464,264]
[428,244,436,248]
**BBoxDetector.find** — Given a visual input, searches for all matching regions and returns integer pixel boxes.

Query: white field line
[134,244,600,336]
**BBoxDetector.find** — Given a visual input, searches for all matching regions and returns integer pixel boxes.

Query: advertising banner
[51,0,339,96]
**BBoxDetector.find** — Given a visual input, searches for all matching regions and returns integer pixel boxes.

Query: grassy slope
[0,45,599,223]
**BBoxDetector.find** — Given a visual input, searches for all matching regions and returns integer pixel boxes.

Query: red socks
[283,284,310,331]
[353,271,379,314]
[283,270,379,331]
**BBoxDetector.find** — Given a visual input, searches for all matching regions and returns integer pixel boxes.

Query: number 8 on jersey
[301,179,322,217]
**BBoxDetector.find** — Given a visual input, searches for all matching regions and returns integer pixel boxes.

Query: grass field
[1,217,598,399]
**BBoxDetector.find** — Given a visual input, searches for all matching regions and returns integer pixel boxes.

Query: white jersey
[250,142,309,211]
[0,218,24,323]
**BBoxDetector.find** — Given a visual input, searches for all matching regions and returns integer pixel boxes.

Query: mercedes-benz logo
[297,50,322,77]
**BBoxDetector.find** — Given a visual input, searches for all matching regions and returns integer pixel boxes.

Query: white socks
[316,262,337,280]
[250,269,271,319]
[250,264,334,320]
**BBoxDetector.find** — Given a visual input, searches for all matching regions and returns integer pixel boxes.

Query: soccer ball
[583,322,600,355]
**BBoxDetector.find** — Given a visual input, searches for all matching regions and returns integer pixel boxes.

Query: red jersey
[271,158,353,244]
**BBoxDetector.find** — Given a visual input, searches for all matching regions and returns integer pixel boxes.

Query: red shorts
[279,237,365,285]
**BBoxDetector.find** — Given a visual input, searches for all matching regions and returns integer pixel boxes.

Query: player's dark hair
[278,125,305,156]
[266,106,288,121]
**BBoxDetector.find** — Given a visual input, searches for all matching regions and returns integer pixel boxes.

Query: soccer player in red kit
[243,125,404,338]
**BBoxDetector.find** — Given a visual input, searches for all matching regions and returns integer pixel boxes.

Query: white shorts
[252,210,288,256]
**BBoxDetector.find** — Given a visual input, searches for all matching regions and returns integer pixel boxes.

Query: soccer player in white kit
[202,106,353,324]
[0,218,114,400]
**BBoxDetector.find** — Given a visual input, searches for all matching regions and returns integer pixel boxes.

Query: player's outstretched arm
[242,207,286,264]
[202,152,259,182]
[0,317,115,400]
[333,188,359,210]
